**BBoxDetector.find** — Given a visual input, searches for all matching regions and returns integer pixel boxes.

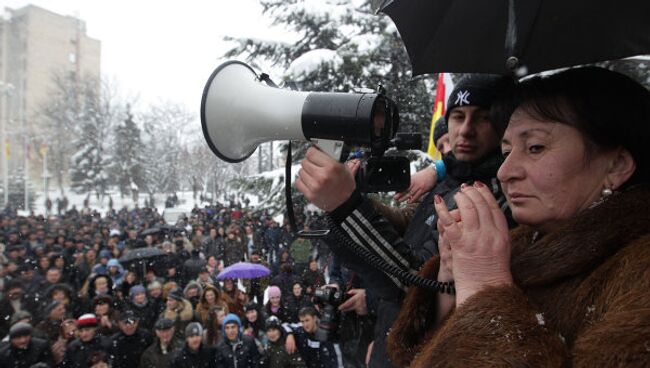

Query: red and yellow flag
[427,73,448,160]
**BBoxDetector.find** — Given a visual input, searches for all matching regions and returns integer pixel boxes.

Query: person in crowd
[195,266,214,290]
[147,280,165,315]
[270,263,301,302]
[204,305,227,347]
[183,280,203,308]
[61,314,111,368]
[119,270,139,298]
[34,299,66,342]
[285,281,313,324]
[108,310,154,368]
[221,278,246,318]
[196,284,229,326]
[301,258,325,296]
[243,302,266,343]
[160,287,198,341]
[139,318,183,368]
[223,225,245,266]
[0,280,31,338]
[215,313,263,368]
[265,286,290,322]
[171,322,215,368]
[284,307,341,368]
[51,318,77,365]
[0,322,53,368]
[125,284,157,331]
[183,249,207,285]
[93,294,119,337]
[245,250,269,305]
[265,316,306,368]
[385,67,650,366]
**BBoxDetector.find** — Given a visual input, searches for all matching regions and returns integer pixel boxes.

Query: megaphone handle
[311,139,345,162]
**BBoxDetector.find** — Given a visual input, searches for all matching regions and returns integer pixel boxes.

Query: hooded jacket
[388,185,650,367]
[215,314,263,368]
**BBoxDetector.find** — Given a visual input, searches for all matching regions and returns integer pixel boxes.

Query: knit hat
[99,250,111,260]
[43,300,62,316]
[267,286,281,299]
[76,313,98,328]
[9,322,32,338]
[129,285,147,298]
[244,302,258,312]
[107,259,120,268]
[222,313,242,337]
[432,116,448,145]
[10,310,32,326]
[154,318,174,331]
[119,309,139,324]
[147,280,162,291]
[445,74,514,135]
[265,316,282,331]
[185,322,203,337]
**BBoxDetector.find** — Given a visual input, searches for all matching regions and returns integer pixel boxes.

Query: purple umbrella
[216,262,271,280]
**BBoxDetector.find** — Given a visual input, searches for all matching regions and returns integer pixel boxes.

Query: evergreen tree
[225,0,435,159]
[110,105,145,198]
[69,79,111,198]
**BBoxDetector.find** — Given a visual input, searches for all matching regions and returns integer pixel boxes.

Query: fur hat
[185,322,203,337]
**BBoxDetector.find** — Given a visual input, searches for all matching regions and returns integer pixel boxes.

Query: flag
[427,73,453,159]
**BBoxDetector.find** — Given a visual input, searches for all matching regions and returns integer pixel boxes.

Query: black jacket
[139,337,184,368]
[108,329,154,368]
[171,343,216,368]
[0,337,53,368]
[61,335,111,368]
[291,327,339,368]
[215,336,262,368]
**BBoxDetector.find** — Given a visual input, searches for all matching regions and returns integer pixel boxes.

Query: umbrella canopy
[380,0,650,75]
[119,247,167,264]
[216,262,271,280]
[139,225,185,237]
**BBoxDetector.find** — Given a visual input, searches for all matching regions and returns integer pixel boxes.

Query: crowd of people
[0,200,366,368]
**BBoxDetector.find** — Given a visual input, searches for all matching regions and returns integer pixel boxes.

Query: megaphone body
[201,60,397,163]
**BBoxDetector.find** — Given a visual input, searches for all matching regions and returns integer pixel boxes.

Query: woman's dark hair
[494,66,650,187]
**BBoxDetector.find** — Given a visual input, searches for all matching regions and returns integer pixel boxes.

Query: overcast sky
[5,0,295,116]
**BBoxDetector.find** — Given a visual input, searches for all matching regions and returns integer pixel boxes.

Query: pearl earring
[601,188,613,198]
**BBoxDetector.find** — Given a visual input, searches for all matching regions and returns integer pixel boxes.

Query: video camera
[312,286,347,342]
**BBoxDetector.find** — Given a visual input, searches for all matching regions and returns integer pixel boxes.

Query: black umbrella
[380,0,650,75]
[139,225,184,237]
[119,247,168,276]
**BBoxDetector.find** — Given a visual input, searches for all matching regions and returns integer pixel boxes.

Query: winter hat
[119,309,139,324]
[43,300,62,316]
[99,250,111,260]
[154,318,175,331]
[167,287,184,301]
[76,313,98,328]
[107,259,120,268]
[445,74,514,135]
[147,280,162,291]
[244,302,258,313]
[185,322,203,337]
[129,285,147,298]
[222,313,242,337]
[10,310,32,326]
[265,316,282,331]
[109,229,121,238]
[432,116,448,145]
[267,286,281,299]
[9,322,32,338]
[184,281,203,296]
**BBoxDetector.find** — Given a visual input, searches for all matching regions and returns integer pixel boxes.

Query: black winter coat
[171,343,216,368]
[0,337,53,368]
[139,337,184,368]
[61,335,111,368]
[108,329,154,368]
[292,327,339,368]
[215,336,263,368]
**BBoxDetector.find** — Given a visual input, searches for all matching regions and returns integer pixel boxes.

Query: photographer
[295,75,515,368]
[283,307,342,368]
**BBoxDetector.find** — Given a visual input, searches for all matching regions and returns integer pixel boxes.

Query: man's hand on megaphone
[296,146,357,212]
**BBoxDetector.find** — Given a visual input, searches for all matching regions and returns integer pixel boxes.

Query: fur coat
[387,185,650,367]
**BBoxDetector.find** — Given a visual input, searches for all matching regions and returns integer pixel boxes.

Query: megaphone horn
[201,60,397,163]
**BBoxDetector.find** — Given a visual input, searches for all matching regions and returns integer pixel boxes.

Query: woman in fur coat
[387,67,650,367]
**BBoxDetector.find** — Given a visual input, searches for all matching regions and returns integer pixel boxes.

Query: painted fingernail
[474,181,485,188]
[434,194,442,204]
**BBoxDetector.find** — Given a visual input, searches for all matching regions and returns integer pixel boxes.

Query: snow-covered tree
[110,104,145,199]
[225,0,435,159]
[69,77,116,198]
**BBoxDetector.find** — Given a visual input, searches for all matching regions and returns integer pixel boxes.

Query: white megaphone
[200,60,400,163]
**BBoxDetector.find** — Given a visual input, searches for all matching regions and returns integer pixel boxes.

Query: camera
[312,286,347,342]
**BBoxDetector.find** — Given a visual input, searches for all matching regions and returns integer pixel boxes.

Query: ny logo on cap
[455,90,471,106]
